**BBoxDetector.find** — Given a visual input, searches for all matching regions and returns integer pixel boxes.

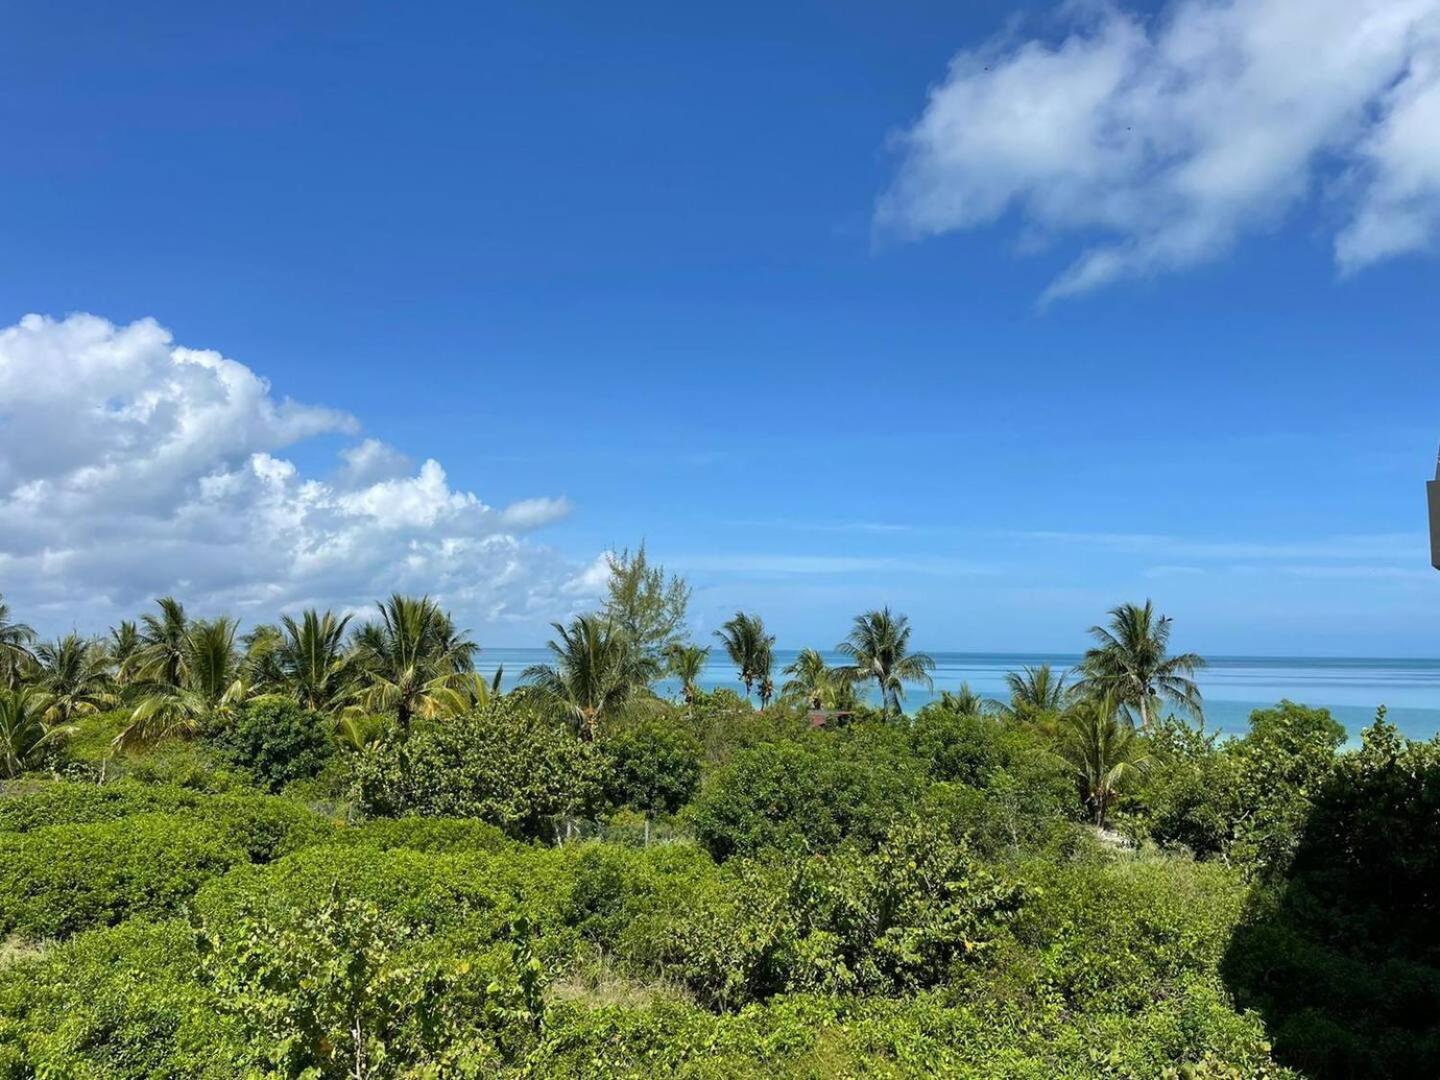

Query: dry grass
[0,935,46,968]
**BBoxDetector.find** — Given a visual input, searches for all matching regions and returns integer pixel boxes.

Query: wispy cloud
[878,0,1440,298]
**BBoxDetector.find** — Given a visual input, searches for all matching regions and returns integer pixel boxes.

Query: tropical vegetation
[0,565,1429,1078]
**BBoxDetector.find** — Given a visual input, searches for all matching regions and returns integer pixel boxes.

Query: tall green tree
[837,608,935,716]
[0,686,69,778]
[1060,692,1152,828]
[34,634,114,726]
[118,617,248,749]
[665,643,710,705]
[601,544,691,661]
[714,612,775,702]
[1078,600,1205,728]
[0,595,35,690]
[523,615,657,741]
[274,610,356,713]
[351,595,477,736]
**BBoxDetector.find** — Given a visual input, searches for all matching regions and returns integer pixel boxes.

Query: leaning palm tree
[274,610,356,713]
[0,595,36,690]
[0,686,70,778]
[1004,664,1072,722]
[523,615,657,741]
[34,634,115,726]
[837,608,935,717]
[1059,692,1153,828]
[1077,600,1205,729]
[350,595,477,736]
[714,612,774,701]
[132,596,191,688]
[665,643,710,705]
[117,617,248,749]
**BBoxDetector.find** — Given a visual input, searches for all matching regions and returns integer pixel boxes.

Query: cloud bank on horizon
[879,0,1440,299]
[0,313,601,631]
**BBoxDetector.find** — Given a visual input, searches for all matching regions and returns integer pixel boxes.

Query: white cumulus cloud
[878,0,1440,298]
[0,313,592,633]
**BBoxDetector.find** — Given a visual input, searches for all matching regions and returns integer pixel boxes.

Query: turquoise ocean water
[475,650,1440,741]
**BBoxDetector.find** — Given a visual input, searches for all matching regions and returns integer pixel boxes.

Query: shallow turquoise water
[476,649,1440,741]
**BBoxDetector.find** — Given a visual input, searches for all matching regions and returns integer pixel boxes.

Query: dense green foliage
[210,696,335,791]
[0,582,1430,1077]
[351,702,603,839]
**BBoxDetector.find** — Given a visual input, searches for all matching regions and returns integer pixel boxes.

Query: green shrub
[351,702,604,839]
[210,697,334,792]
[602,718,701,818]
[667,820,1025,1007]
[1224,716,1440,1078]
[0,781,333,859]
[0,919,231,1077]
[0,813,246,939]
[330,816,514,856]
[688,731,922,860]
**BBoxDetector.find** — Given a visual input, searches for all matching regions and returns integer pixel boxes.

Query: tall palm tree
[274,610,356,713]
[837,608,935,717]
[1004,664,1071,721]
[351,595,477,736]
[0,595,36,690]
[34,634,115,726]
[132,596,190,688]
[117,617,247,749]
[714,612,774,701]
[666,643,710,705]
[107,620,141,688]
[0,686,70,778]
[1078,600,1205,729]
[523,615,657,741]
[1060,692,1153,828]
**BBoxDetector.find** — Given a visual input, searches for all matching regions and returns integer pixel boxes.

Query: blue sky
[2,0,1439,655]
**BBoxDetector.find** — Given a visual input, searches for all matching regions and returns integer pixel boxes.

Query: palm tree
[351,595,477,736]
[1078,600,1205,729]
[34,634,115,726]
[523,615,657,741]
[107,620,141,687]
[117,617,248,749]
[937,683,997,716]
[241,623,286,693]
[837,608,935,717]
[666,643,709,704]
[1060,692,1153,828]
[0,595,36,690]
[781,647,860,711]
[274,610,356,713]
[714,612,774,701]
[0,686,70,778]
[1004,664,1071,721]
[132,596,190,688]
